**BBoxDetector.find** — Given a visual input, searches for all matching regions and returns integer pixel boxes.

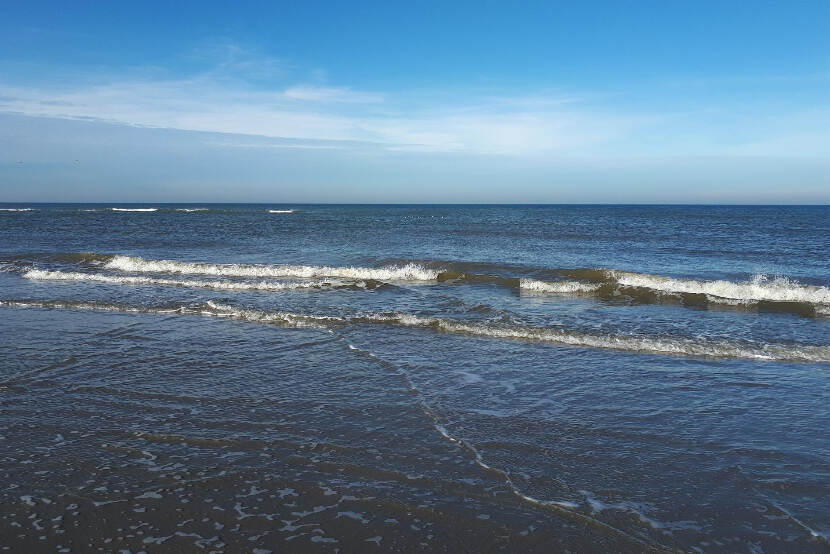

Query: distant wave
[268,209,296,213]
[22,269,364,292]
[111,208,158,212]
[2,298,828,362]
[175,208,209,212]
[104,255,442,281]
[0,208,33,212]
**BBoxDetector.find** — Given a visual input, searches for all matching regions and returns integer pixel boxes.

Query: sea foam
[608,271,830,305]
[519,279,602,294]
[103,255,441,281]
[3,298,828,362]
[23,269,342,292]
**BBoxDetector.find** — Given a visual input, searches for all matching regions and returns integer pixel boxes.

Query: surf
[103,255,442,281]
[3,298,828,363]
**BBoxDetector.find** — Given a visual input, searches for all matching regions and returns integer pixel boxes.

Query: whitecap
[3,298,828,362]
[23,269,343,292]
[610,270,830,305]
[103,255,441,281]
[520,278,601,294]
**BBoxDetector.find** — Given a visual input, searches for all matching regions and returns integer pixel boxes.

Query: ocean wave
[3,298,828,362]
[104,255,442,281]
[517,272,829,316]
[268,209,296,213]
[111,208,158,212]
[354,313,830,362]
[175,208,209,212]
[519,278,602,294]
[26,251,830,315]
[22,269,357,292]
[0,208,34,212]
[443,266,830,309]
[607,271,830,305]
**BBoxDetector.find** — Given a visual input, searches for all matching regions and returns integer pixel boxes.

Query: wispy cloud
[1,44,828,158]
[282,85,384,103]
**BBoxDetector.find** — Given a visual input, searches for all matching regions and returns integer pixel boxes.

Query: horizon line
[1,201,830,207]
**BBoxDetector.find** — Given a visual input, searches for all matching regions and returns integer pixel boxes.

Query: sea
[1,203,828,553]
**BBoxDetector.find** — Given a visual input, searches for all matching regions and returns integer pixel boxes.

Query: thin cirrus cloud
[0,47,828,159]
[0,77,650,155]
[0,44,653,157]
[281,85,384,103]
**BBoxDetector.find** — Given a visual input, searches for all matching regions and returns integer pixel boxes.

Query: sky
[1,1,829,203]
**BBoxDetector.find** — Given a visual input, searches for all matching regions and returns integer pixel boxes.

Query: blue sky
[1,1,829,202]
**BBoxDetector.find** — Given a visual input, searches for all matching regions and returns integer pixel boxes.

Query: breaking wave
[17,252,830,316]
[0,208,33,212]
[607,270,830,305]
[111,208,158,212]
[520,272,829,316]
[268,209,296,213]
[2,298,828,363]
[104,255,441,281]
[22,269,365,292]
[520,279,602,294]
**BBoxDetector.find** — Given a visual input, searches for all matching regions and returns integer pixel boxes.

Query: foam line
[609,270,830,305]
[519,279,601,293]
[104,255,441,281]
[3,299,828,362]
[23,269,345,292]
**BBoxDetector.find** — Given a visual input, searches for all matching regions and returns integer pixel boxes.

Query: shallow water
[1,204,828,552]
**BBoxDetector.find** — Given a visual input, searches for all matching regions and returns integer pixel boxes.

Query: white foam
[111,208,157,212]
[268,209,296,213]
[0,208,33,212]
[104,255,442,281]
[3,298,827,362]
[610,271,830,305]
[356,313,830,362]
[23,269,340,292]
[176,208,208,212]
[520,278,601,294]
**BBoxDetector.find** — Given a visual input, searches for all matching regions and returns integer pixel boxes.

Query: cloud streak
[0,46,828,159]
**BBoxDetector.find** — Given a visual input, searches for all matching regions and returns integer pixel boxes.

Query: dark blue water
[1,204,828,552]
